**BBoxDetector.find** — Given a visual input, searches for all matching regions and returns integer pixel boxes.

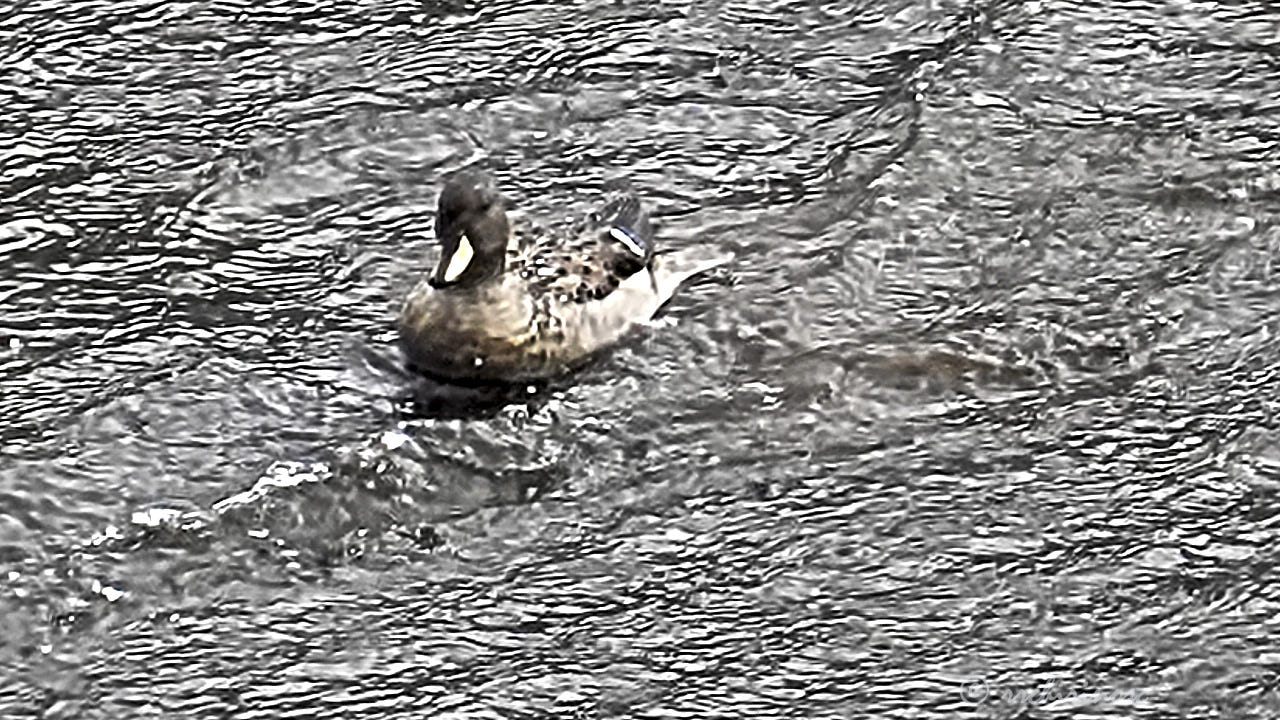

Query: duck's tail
[650,248,734,304]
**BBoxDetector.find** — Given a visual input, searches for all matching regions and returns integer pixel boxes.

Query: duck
[398,172,728,381]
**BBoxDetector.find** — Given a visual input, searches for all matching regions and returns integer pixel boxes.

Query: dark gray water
[2,0,1279,717]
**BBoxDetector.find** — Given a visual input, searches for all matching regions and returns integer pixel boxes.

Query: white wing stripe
[609,227,646,258]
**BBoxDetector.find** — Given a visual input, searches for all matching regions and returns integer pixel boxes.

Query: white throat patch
[443,233,475,282]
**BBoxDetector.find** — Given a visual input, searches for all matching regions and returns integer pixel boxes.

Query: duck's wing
[512,192,658,305]
[591,193,654,269]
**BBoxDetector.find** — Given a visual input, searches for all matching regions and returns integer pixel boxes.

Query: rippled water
[2,0,1279,716]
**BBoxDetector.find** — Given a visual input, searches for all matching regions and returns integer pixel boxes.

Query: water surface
[2,0,1279,716]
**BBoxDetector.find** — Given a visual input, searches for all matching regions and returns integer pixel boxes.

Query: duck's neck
[431,247,505,290]
[431,205,513,290]
[452,251,504,287]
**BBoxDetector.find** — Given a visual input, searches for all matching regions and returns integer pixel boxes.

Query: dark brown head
[429,172,511,289]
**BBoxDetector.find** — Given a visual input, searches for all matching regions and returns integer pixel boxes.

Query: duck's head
[429,172,511,289]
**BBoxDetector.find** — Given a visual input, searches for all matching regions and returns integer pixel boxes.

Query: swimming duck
[398,172,727,381]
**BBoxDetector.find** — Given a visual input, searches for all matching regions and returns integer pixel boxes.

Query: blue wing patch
[609,225,650,259]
